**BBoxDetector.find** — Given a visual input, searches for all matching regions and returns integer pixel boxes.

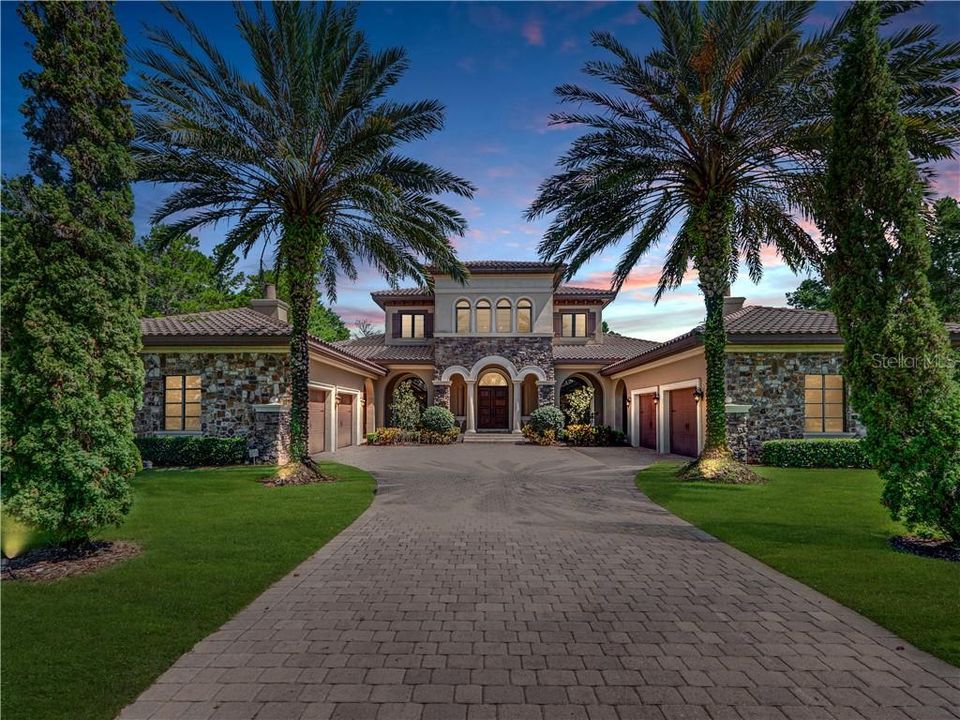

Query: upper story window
[804,374,845,432]
[561,311,588,338]
[476,299,492,333]
[496,299,512,333]
[399,312,425,338]
[517,299,532,333]
[165,375,201,431]
[455,300,471,333]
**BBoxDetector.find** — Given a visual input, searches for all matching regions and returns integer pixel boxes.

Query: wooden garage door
[308,388,326,455]
[638,393,657,450]
[669,388,698,457]
[337,394,353,449]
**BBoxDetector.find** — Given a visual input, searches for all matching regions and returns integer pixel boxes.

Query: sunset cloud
[522,19,544,46]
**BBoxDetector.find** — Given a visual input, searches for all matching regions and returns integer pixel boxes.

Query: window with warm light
[804,374,845,432]
[455,300,470,333]
[517,299,532,333]
[478,371,508,386]
[561,312,588,338]
[399,312,425,338]
[476,300,492,333]
[165,375,201,431]
[496,299,512,333]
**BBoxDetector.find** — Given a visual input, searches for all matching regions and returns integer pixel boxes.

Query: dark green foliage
[762,439,872,469]
[133,3,473,465]
[786,278,833,311]
[240,269,350,342]
[420,405,456,433]
[1,3,144,542]
[564,424,628,447]
[390,380,423,431]
[139,225,246,317]
[928,197,960,322]
[527,405,565,436]
[135,437,246,467]
[821,3,960,542]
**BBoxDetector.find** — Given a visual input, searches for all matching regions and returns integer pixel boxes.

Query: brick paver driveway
[122,445,959,720]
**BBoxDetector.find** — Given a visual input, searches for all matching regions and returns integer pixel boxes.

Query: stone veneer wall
[432,336,555,403]
[136,352,291,462]
[725,351,865,462]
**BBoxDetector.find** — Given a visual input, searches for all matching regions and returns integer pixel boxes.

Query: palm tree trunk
[694,195,733,460]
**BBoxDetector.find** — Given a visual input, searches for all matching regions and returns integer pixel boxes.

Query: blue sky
[3,1,958,341]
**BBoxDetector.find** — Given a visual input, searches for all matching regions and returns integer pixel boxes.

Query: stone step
[462,433,523,443]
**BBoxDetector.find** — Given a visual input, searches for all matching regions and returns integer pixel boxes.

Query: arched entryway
[559,373,604,426]
[385,374,427,427]
[476,368,510,430]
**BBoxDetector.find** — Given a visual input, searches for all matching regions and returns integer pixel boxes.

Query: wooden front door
[669,388,698,457]
[337,394,354,448]
[308,388,326,455]
[477,387,509,429]
[638,393,657,450]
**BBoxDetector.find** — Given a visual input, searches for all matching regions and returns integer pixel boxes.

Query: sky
[2,1,958,341]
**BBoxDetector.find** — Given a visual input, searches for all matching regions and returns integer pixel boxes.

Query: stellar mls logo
[870,352,958,370]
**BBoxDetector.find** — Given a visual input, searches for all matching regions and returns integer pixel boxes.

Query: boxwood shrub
[136,436,247,467]
[761,438,871,469]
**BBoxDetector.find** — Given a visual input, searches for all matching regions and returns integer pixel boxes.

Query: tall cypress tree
[821,2,960,543]
[1,2,144,543]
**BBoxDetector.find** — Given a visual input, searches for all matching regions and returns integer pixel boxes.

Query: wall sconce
[625,397,631,407]
[653,392,660,405]
[693,387,704,403]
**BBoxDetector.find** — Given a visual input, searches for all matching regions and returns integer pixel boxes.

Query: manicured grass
[635,463,960,667]
[2,463,376,720]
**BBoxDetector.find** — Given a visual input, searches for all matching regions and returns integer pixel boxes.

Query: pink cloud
[486,165,518,178]
[331,305,385,326]
[522,19,544,46]
[572,267,697,294]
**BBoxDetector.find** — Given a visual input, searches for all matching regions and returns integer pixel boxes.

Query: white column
[512,380,522,433]
[465,380,477,433]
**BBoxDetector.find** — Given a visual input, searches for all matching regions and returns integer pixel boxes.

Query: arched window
[517,299,533,333]
[455,299,471,333]
[476,299,492,333]
[496,299,512,333]
[479,371,508,387]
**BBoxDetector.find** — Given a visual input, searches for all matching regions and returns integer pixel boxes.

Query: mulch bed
[258,462,335,487]
[889,535,960,562]
[1,540,141,583]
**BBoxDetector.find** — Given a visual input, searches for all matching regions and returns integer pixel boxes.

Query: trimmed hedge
[136,436,247,467]
[761,438,871,469]
[421,405,456,432]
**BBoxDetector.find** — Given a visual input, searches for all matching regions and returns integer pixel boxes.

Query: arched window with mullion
[475,299,492,333]
[455,299,471,333]
[517,299,533,333]
[495,299,512,333]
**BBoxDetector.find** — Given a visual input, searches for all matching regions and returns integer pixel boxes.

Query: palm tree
[134,3,473,473]
[527,1,959,480]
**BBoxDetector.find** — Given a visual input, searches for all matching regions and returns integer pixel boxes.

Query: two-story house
[135,258,960,463]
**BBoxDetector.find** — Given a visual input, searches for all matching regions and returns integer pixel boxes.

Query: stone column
[433,381,451,409]
[537,381,556,406]
[465,380,477,433]
[512,380,522,433]
[251,403,290,465]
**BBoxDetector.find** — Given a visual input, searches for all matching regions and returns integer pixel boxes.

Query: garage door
[308,388,326,455]
[638,393,657,450]
[669,388,698,457]
[337,394,354,449]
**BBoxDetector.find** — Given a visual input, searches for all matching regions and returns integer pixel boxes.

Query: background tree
[134,3,472,475]
[786,278,832,311]
[239,269,350,342]
[928,197,960,322]
[820,3,960,542]
[353,319,378,338]
[1,2,144,543]
[139,225,246,316]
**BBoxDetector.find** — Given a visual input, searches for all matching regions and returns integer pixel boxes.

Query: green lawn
[1,463,376,720]
[635,463,960,667]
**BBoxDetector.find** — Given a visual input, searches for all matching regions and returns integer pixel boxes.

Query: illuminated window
[517,299,532,333]
[399,312,425,338]
[804,374,845,432]
[165,375,201,431]
[476,300,492,333]
[561,312,587,338]
[478,371,508,386]
[455,300,471,333]
[496,299,512,333]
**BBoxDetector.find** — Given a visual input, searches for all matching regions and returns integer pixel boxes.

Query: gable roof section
[140,308,386,376]
[601,305,960,376]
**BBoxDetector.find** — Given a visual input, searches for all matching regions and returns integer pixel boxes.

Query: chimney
[250,283,289,323]
[723,296,746,316]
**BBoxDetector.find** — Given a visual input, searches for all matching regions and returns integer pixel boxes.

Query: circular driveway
[122,444,959,720]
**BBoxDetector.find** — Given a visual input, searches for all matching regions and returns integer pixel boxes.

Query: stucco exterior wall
[432,273,557,335]
[724,349,864,462]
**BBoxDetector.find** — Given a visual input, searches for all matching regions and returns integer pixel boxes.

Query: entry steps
[462,432,523,443]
